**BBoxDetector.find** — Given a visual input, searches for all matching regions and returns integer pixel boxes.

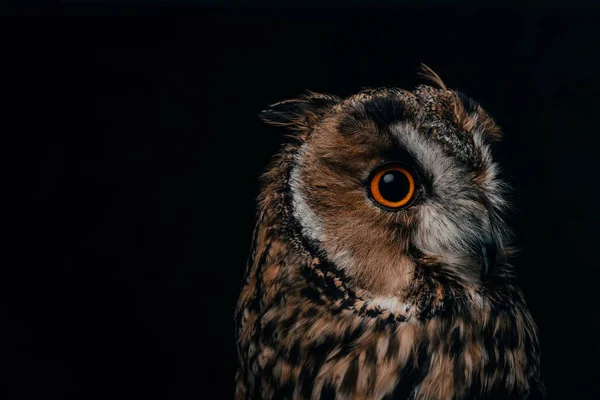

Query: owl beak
[480,237,496,280]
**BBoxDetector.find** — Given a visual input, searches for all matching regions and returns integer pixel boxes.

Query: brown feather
[235,70,543,399]
[418,63,448,90]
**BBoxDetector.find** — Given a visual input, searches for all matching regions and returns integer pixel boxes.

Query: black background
[4,2,600,399]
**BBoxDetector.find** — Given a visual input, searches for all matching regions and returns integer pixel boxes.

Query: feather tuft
[418,63,447,90]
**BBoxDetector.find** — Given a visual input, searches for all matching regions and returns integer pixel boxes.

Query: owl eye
[368,164,416,209]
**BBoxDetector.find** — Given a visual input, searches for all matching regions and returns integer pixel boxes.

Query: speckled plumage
[235,67,543,400]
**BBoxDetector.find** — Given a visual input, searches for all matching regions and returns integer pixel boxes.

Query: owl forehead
[330,86,481,170]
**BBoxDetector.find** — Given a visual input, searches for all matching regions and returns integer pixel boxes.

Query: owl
[235,66,543,400]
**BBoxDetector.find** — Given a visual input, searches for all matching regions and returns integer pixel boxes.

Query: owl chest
[237,247,536,398]
[246,300,532,400]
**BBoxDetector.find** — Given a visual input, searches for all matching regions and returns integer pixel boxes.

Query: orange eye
[369,164,416,209]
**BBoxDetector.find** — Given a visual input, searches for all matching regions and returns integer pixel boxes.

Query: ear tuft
[418,63,447,90]
[260,91,340,131]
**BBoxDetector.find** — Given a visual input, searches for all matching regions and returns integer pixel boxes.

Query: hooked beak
[478,208,498,280]
[480,237,496,280]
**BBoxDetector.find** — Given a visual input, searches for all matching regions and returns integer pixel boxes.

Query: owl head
[259,66,510,298]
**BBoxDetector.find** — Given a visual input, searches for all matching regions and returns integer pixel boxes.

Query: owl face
[261,81,509,298]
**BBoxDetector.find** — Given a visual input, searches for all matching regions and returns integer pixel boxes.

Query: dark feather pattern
[235,71,543,399]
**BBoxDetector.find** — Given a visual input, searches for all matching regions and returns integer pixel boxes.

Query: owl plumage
[235,66,544,400]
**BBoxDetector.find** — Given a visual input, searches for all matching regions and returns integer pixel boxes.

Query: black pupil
[378,170,410,202]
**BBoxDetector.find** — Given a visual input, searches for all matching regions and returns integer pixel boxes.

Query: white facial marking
[290,145,324,244]
[389,122,496,276]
